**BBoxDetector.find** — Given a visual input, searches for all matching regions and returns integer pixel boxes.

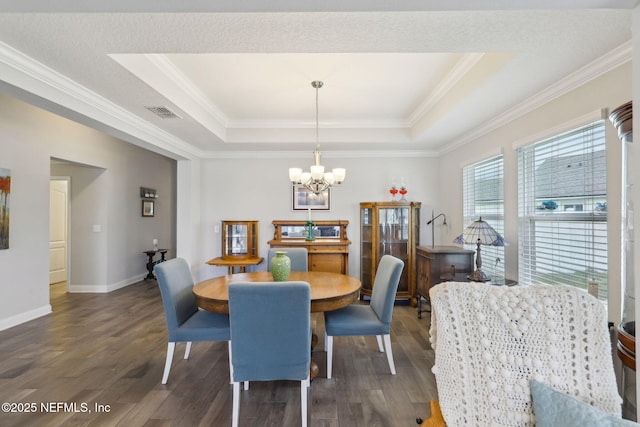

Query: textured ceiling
[0,1,636,159]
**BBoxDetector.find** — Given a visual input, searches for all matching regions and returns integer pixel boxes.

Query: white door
[49,179,68,284]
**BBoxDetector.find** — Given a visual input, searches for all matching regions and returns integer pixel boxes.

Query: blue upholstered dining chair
[324,254,404,379]
[228,281,311,427]
[155,258,231,385]
[267,247,308,272]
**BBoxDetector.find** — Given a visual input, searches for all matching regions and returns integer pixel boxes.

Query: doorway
[49,177,69,288]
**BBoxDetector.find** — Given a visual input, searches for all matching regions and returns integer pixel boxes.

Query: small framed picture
[142,200,155,217]
[292,184,330,211]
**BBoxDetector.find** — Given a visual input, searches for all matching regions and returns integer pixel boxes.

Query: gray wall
[198,155,440,280]
[0,92,176,329]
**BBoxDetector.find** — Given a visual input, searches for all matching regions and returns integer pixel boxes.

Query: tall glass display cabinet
[360,201,421,301]
[610,101,635,420]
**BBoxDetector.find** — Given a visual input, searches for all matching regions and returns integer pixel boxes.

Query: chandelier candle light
[289,81,346,194]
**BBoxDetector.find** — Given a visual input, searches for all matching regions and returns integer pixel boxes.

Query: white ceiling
[0,1,636,159]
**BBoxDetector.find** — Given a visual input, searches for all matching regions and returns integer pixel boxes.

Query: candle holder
[389,186,399,201]
[305,220,316,241]
[399,186,408,201]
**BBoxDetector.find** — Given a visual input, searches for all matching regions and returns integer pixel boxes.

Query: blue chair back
[229,281,311,382]
[155,258,198,341]
[267,248,308,272]
[370,255,404,325]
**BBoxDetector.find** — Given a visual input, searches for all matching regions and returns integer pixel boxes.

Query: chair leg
[383,334,396,375]
[326,333,333,379]
[229,341,249,390]
[301,376,309,427]
[161,342,176,384]
[184,341,192,359]
[228,341,234,384]
[232,382,240,427]
[376,335,384,352]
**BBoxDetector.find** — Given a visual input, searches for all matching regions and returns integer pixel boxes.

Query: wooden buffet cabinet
[360,201,421,301]
[268,220,351,274]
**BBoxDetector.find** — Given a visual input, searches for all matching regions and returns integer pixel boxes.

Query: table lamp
[453,217,507,282]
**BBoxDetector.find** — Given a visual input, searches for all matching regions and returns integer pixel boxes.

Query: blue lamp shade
[453,217,507,281]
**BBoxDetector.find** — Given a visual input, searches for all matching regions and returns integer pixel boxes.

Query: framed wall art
[0,168,10,249]
[292,184,330,211]
[142,200,155,217]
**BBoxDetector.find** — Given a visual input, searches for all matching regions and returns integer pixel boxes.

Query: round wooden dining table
[193,270,362,314]
[193,271,362,381]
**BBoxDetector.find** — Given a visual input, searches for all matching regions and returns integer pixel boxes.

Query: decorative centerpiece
[271,251,291,281]
[389,177,408,201]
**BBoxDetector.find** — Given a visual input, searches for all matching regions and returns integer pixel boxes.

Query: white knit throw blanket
[429,282,622,427]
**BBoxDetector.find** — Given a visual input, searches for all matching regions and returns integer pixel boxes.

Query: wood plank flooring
[0,281,438,426]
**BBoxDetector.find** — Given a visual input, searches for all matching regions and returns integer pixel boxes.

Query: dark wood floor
[0,280,438,426]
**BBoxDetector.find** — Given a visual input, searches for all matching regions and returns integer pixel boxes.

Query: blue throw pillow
[530,380,638,427]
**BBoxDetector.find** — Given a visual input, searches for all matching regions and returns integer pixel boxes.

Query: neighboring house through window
[517,120,607,299]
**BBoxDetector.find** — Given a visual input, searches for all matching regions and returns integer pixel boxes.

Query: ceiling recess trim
[440,40,632,155]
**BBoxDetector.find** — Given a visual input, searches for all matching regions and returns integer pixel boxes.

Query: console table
[143,249,168,280]
[205,256,264,275]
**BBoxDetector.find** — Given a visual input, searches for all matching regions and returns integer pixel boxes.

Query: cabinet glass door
[222,221,258,259]
[378,207,409,259]
[361,207,373,288]
[379,207,410,293]
[225,223,248,256]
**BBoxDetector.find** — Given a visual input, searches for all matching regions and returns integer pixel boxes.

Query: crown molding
[408,53,485,126]
[439,40,632,155]
[199,149,438,159]
[0,41,202,160]
[226,119,411,129]
[147,54,231,129]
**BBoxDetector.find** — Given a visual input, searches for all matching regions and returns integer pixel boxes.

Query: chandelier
[288,81,346,194]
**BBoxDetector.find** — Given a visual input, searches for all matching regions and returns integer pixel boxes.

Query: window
[462,155,505,279]
[518,120,607,299]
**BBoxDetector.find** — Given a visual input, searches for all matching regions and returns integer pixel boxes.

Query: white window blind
[462,155,505,279]
[518,120,607,299]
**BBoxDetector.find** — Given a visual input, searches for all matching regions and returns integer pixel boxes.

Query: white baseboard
[0,304,52,331]
[67,274,147,293]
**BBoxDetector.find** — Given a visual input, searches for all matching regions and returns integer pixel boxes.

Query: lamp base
[305,220,315,241]
[467,269,490,282]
